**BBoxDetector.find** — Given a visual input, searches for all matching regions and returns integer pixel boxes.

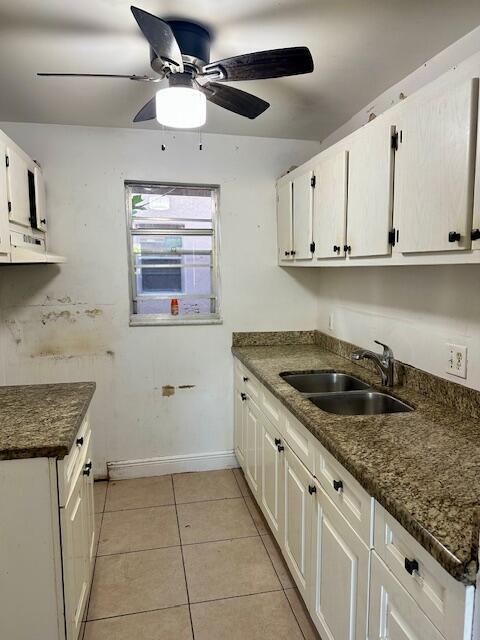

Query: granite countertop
[0,382,96,461]
[232,342,480,585]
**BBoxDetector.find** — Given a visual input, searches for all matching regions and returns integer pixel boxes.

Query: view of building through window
[126,182,220,323]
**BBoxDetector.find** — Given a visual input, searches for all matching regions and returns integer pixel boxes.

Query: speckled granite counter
[0,382,96,461]
[232,338,480,585]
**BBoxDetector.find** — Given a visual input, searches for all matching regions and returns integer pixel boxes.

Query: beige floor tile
[105,476,174,511]
[285,588,321,640]
[84,607,192,640]
[232,467,250,497]
[98,505,180,555]
[87,547,187,620]
[191,591,304,640]
[177,498,257,544]
[184,537,281,602]
[93,481,107,513]
[244,495,269,535]
[173,469,241,504]
[261,534,295,588]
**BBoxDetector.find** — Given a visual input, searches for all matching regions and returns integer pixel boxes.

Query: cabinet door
[245,398,261,497]
[310,482,369,640]
[394,78,478,253]
[61,466,89,640]
[234,387,246,469]
[292,170,314,260]
[260,416,284,543]
[283,444,313,601]
[83,440,95,580]
[34,166,47,232]
[0,141,10,256]
[369,553,444,640]
[313,150,348,259]
[6,147,31,228]
[277,180,293,262]
[346,117,395,257]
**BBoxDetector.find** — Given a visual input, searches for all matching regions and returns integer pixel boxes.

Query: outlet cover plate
[446,343,467,378]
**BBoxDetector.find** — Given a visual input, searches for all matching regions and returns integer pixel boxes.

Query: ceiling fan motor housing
[150,20,211,73]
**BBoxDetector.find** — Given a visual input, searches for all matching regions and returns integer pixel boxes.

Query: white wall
[315,31,480,391]
[0,122,321,476]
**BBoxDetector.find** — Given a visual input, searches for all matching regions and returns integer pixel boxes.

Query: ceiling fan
[38,6,314,129]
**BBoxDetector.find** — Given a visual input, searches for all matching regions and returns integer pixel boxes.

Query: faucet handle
[374,340,393,360]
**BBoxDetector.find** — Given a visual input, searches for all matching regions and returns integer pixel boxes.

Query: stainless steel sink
[310,391,413,415]
[280,371,370,394]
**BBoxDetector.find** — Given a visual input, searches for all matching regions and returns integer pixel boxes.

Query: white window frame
[125,181,222,326]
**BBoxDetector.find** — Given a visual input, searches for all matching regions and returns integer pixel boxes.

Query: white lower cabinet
[369,552,444,640]
[233,358,473,640]
[283,443,314,601]
[310,478,369,640]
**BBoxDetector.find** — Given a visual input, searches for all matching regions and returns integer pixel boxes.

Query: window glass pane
[131,189,213,230]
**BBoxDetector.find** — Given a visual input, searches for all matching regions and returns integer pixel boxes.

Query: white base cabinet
[233,357,475,640]
[0,413,94,640]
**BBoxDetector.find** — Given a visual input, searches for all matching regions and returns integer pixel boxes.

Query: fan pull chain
[198,130,203,151]
[161,124,166,151]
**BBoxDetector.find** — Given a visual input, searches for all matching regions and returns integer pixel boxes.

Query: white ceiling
[1,0,480,141]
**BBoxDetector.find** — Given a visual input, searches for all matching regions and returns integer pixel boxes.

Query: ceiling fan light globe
[155,87,206,128]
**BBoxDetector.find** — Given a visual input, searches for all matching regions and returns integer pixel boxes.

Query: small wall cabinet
[277,65,480,267]
[0,413,95,640]
[233,357,475,640]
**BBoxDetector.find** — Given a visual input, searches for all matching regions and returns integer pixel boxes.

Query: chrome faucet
[351,340,395,387]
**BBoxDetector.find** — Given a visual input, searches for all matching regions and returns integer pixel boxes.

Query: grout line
[181,533,260,547]
[189,587,283,607]
[172,475,196,640]
[175,495,243,506]
[96,543,182,558]
[103,502,176,513]
[86,603,190,624]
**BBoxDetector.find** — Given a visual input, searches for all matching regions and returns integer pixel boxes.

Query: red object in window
[171,298,179,316]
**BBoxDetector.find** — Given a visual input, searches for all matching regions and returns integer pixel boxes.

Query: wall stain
[41,310,75,325]
[162,385,176,397]
[178,384,195,390]
[84,308,103,318]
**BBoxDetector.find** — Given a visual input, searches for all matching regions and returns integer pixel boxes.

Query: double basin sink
[280,371,413,416]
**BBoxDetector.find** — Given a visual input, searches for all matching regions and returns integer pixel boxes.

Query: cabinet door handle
[404,558,419,575]
[76,436,84,447]
[243,376,249,382]
[448,231,461,243]
[471,229,480,241]
[344,245,351,254]
[40,218,47,225]
[274,438,281,446]
[333,479,343,492]
[308,484,317,495]
[284,250,291,256]
[240,392,247,401]
[291,250,296,256]
[333,245,341,254]
[83,460,93,476]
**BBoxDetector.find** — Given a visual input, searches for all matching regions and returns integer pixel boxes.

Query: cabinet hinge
[391,132,399,151]
[310,241,315,253]
[388,228,396,246]
[7,201,11,213]
[5,155,9,168]
[310,175,316,188]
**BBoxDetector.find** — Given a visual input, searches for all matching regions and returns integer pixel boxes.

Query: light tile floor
[84,468,320,640]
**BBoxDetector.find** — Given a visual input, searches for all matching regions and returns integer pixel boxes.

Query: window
[126,182,220,325]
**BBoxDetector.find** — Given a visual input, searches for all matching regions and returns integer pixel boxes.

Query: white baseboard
[107,449,239,480]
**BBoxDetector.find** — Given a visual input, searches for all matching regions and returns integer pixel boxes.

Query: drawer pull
[240,392,247,401]
[83,461,93,477]
[243,376,249,382]
[308,484,317,495]
[76,436,84,447]
[404,557,419,575]
[333,479,343,492]
[277,444,284,453]
[274,438,281,446]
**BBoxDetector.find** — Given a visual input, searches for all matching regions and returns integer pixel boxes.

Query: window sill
[129,315,223,327]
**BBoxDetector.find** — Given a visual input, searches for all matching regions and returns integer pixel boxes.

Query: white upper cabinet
[0,141,10,257]
[292,169,314,260]
[6,146,31,228]
[346,114,396,258]
[277,180,293,262]
[394,77,479,253]
[34,166,47,232]
[313,149,348,259]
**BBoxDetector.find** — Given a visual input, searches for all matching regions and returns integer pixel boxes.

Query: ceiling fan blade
[37,73,160,82]
[201,82,269,119]
[201,46,313,82]
[133,97,156,122]
[130,6,183,71]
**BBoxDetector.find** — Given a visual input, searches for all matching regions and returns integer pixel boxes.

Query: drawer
[58,414,91,507]
[375,503,473,640]
[369,552,445,640]
[283,410,315,475]
[315,445,373,547]
[259,385,282,430]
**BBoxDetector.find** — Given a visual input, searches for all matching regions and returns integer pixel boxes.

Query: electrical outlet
[446,343,467,378]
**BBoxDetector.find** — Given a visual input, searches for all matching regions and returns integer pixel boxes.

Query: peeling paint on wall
[162,385,176,397]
